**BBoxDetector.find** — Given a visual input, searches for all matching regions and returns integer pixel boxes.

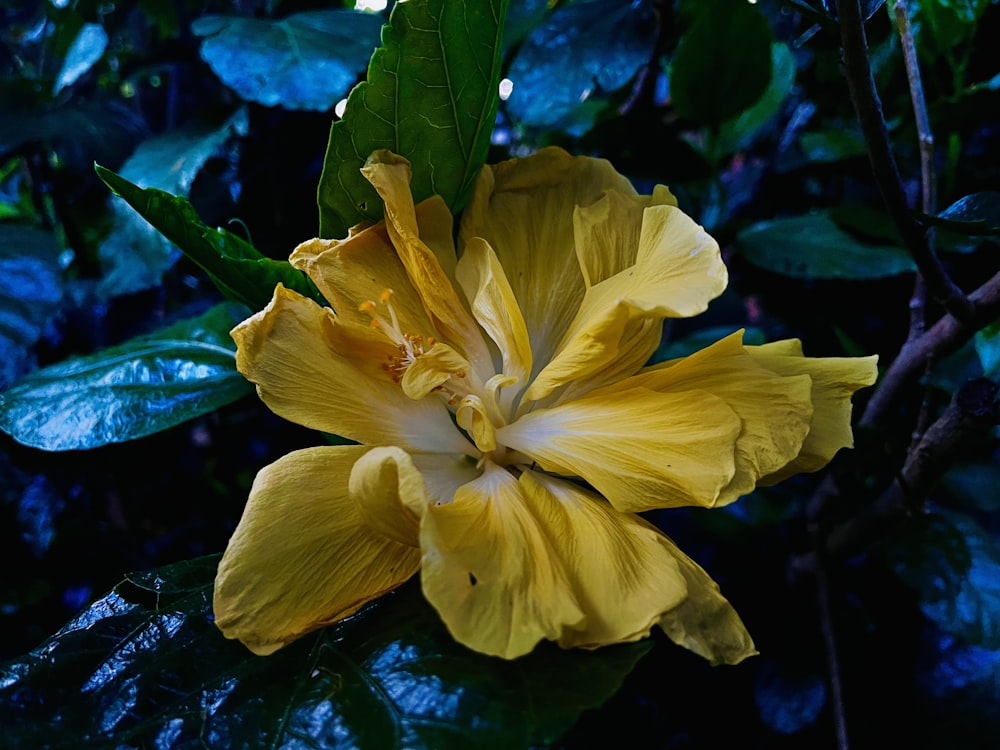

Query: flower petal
[519,470,688,648]
[459,147,636,374]
[418,462,585,659]
[525,203,726,402]
[656,536,757,665]
[455,237,533,414]
[233,284,476,456]
[213,446,422,655]
[362,151,493,381]
[497,387,741,512]
[746,341,879,483]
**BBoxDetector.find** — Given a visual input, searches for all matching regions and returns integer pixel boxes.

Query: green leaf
[974,319,1000,378]
[715,43,797,157]
[798,128,867,164]
[192,10,383,111]
[922,192,1000,236]
[98,111,249,298]
[317,0,508,239]
[0,303,253,451]
[0,556,650,748]
[915,0,990,57]
[96,165,322,311]
[942,462,1000,512]
[671,0,773,127]
[504,0,657,129]
[0,225,63,388]
[53,22,108,95]
[886,511,1000,649]
[737,212,917,279]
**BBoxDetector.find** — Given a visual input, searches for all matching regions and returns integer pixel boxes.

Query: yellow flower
[213,148,877,664]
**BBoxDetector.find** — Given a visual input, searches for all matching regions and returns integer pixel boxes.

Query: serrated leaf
[97,166,322,311]
[671,0,773,126]
[0,303,253,451]
[737,212,917,279]
[98,111,249,298]
[53,22,108,95]
[504,0,657,129]
[191,10,382,111]
[922,192,1000,237]
[0,556,649,748]
[317,0,507,239]
[0,225,63,389]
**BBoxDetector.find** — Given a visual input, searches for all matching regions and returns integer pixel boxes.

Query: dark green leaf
[504,0,657,129]
[502,0,548,48]
[192,11,383,111]
[98,111,249,297]
[799,128,867,164]
[922,192,1000,236]
[317,0,507,239]
[942,463,1000,512]
[715,43,797,157]
[53,22,108,94]
[0,225,63,388]
[737,212,917,279]
[671,0,773,127]
[97,165,322,310]
[915,0,990,57]
[886,511,1000,649]
[0,303,253,451]
[0,556,649,748]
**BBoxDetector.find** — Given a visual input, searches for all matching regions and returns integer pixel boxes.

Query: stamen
[358,300,377,312]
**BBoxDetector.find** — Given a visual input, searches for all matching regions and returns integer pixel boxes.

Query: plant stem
[834,0,973,324]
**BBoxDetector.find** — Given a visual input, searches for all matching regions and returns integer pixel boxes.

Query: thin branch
[834,0,973,324]
[815,559,850,750]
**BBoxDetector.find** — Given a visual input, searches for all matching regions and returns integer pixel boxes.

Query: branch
[834,0,973,324]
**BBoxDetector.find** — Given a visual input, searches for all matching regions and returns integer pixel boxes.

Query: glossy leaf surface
[97,166,321,311]
[0,556,649,749]
[192,11,383,111]
[737,212,917,279]
[317,0,507,239]
[0,303,252,451]
[504,0,657,129]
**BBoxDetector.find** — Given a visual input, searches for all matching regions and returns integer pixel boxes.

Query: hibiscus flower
[213,147,877,664]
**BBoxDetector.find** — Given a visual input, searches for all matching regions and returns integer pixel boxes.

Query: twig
[815,559,850,750]
[834,0,973,324]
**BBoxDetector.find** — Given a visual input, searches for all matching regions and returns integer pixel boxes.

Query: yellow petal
[455,237,533,413]
[362,151,493,382]
[656,536,757,665]
[519,470,688,648]
[232,284,476,456]
[459,147,636,373]
[213,446,422,655]
[456,394,497,453]
[399,341,472,400]
[747,341,879,483]
[418,462,586,659]
[525,203,726,402]
[496,387,742,512]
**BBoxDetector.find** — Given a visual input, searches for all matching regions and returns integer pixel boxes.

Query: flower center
[358,289,437,383]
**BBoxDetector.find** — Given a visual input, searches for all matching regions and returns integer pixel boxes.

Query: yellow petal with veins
[399,341,474,401]
[214,446,421,655]
[656,535,758,665]
[497,387,742,512]
[232,284,476,457]
[519,470,688,649]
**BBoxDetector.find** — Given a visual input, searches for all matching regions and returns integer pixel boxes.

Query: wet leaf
[97,166,321,311]
[886,512,1000,649]
[0,556,650,748]
[191,10,382,111]
[317,0,507,239]
[671,0,773,126]
[98,111,248,297]
[504,0,657,129]
[0,225,63,389]
[737,212,916,279]
[0,303,253,451]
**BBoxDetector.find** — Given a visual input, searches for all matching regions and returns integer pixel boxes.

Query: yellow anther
[427,336,436,346]
[358,300,377,312]
[370,319,380,329]
[379,288,394,303]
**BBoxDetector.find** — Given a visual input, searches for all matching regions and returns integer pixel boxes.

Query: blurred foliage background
[1,0,1000,747]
